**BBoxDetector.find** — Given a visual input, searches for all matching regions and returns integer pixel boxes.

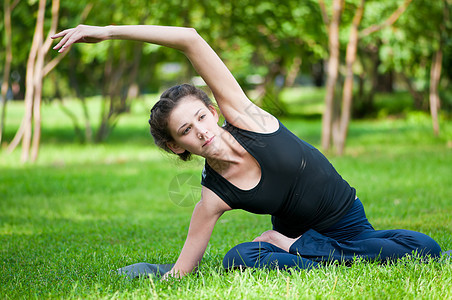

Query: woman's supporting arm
[165,187,231,278]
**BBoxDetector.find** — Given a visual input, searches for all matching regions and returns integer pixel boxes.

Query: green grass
[1,93,452,299]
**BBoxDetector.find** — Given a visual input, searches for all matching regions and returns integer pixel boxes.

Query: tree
[319,0,412,155]
[7,0,60,162]
[376,0,451,136]
[4,0,447,161]
[54,0,191,143]
[197,0,325,116]
[319,0,343,152]
[428,0,449,136]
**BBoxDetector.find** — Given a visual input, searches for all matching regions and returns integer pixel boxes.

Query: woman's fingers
[51,28,71,39]
[52,28,77,52]
[51,25,105,53]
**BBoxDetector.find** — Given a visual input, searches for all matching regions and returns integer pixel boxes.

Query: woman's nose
[196,127,207,139]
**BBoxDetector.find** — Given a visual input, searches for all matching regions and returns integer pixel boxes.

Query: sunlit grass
[1,91,451,299]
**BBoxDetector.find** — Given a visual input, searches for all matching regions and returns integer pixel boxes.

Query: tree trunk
[255,57,287,116]
[320,0,343,152]
[312,61,325,87]
[328,0,412,154]
[31,0,60,162]
[7,0,61,162]
[68,54,92,143]
[53,72,85,142]
[400,73,426,110]
[31,48,44,162]
[96,47,114,143]
[285,56,302,88]
[429,49,442,136]
[428,0,449,136]
[20,0,46,162]
[122,42,143,112]
[376,71,393,93]
[58,5,93,143]
[367,44,379,110]
[334,0,365,156]
[95,41,143,142]
[0,0,15,146]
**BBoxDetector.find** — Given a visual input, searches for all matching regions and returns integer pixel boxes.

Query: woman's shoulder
[223,105,279,134]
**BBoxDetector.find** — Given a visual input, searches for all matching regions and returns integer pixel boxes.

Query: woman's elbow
[182,28,204,52]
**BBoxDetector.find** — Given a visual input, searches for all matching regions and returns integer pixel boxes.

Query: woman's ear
[166,141,185,154]
[208,105,219,122]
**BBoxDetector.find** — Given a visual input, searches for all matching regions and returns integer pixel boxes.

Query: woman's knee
[399,229,442,258]
[416,232,442,258]
[222,241,276,269]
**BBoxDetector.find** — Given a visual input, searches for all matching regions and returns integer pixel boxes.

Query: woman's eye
[183,126,191,135]
[200,114,206,120]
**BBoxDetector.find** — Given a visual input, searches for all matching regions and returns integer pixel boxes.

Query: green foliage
[371,0,451,89]
[2,1,451,145]
[1,95,451,298]
[2,0,451,96]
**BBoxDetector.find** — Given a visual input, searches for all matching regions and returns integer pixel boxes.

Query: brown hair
[148,84,213,161]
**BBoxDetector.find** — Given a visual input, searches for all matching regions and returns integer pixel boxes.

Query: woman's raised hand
[51,25,108,53]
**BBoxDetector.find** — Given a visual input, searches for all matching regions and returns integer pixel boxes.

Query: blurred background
[1,0,451,162]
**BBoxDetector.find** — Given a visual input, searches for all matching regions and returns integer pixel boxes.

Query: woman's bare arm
[52,24,277,133]
[165,187,231,278]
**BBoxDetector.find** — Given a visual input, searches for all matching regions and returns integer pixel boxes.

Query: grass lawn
[1,92,452,299]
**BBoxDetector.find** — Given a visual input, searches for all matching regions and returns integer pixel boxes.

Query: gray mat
[116,263,175,280]
[441,250,452,260]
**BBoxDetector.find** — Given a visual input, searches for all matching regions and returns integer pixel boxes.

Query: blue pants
[223,199,442,270]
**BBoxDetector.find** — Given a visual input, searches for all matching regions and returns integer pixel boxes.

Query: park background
[1,0,452,299]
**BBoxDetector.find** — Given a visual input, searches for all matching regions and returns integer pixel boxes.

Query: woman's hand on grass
[162,268,183,281]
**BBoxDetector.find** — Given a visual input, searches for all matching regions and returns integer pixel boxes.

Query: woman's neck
[205,129,246,175]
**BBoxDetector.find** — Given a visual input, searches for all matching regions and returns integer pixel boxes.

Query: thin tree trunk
[95,43,115,143]
[0,0,14,146]
[400,73,425,110]
[31,0,60,162]
[123,42,143,111]
[19,0,46,162]
[31,51,44,162]
[96,44,128,142]
[330,0,412,155]
[256,58,287,116]
[428,0,449,136]
[320,0,343,152]
[55,4,93,143]
[367,44,379,109]
[334,0,365,156]
[429,49,442,136]
[285,56,302,88]
[68,53,92,143]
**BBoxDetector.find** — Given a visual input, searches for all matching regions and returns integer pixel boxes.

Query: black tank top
[201,120,356,238]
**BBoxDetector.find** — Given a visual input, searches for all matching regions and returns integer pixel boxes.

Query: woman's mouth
[202,136,214,147]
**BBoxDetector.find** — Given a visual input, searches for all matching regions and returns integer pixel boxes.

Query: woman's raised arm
[52,25,277,132]
[52,25,199,53]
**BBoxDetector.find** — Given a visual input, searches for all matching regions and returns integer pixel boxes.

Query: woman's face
[166,95,221,158]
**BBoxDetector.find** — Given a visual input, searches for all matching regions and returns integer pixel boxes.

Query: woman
[52,24,442,278]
